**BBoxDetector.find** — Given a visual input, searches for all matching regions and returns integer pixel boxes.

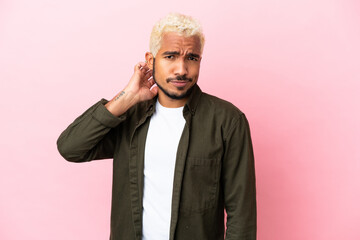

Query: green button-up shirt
[57,84,257,240]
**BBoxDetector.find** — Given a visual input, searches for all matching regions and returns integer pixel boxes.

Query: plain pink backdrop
[1,0,359,239]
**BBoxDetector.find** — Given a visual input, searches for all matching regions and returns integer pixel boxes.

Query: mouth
[169,80,189,88]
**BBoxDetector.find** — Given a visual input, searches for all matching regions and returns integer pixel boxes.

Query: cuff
[91,98,127,128]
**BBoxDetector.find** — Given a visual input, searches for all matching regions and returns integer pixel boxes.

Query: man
[57,13,256,240]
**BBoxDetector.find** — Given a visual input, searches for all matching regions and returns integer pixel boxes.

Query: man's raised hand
[105,62,158,117]
[125,62,158,102]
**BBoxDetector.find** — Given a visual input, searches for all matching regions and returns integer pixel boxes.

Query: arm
[57,62,158,162]
[56,99,125,162]
[222,113,257,239]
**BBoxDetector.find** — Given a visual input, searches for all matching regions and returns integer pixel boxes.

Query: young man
[57,13,257,240]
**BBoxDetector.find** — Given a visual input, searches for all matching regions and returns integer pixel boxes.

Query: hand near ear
[105,61,158,117]
[126,62,158,102]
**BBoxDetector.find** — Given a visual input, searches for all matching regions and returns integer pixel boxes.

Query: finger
[134,62,147,72]
[144,76,153,88]
[144,68,152,74]
[150,85,158,96]
[140,70,152,83]
[134,62,141,71]
[148,76,155,86]
[144,70,153,79]
[140,65,150,74]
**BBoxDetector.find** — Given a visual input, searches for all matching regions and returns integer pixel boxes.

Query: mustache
[166,75,193,83]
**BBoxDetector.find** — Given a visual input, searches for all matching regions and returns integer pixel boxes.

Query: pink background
[1,0,359,239]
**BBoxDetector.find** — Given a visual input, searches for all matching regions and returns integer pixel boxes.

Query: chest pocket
[179,156,221,214]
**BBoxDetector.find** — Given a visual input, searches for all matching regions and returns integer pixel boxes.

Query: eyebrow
[187,53,200,58]
[162,51,200,58]
[162,51,180,56]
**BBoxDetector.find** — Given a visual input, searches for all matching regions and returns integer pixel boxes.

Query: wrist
[105,90,138,117]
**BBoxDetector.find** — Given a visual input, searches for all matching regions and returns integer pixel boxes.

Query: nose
[174,59,188,76]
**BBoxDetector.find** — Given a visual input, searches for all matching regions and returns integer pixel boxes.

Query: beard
[152,58,195,100]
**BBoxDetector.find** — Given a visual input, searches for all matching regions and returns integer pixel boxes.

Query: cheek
[189,64,200,75]
[158,62,172,76]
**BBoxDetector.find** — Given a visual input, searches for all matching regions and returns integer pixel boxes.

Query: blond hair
[149,13,205,56]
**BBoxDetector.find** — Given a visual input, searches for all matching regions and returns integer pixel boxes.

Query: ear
[145,52,154,69]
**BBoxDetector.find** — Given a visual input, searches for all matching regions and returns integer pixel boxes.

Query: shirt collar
[184,83,202,116]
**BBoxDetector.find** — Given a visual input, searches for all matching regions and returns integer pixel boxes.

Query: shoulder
[197,92,245,119]
[193,92,249,137]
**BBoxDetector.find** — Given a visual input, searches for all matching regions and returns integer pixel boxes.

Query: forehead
[158,32,201,54]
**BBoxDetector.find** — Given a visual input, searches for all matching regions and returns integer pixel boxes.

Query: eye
[188,56,198,61]
[165,55,174,59]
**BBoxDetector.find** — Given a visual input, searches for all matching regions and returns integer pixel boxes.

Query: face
[146,32,202,106]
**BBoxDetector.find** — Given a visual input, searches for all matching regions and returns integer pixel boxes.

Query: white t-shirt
[142,100,186,240]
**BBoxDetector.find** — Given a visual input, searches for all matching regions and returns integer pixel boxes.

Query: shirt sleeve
[57,99,127,162]
[222,113,257,239]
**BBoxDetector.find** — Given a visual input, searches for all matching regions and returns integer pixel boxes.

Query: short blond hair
[149,13,205,57]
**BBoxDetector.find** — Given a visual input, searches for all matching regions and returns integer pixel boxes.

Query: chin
[164,86,194,100]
